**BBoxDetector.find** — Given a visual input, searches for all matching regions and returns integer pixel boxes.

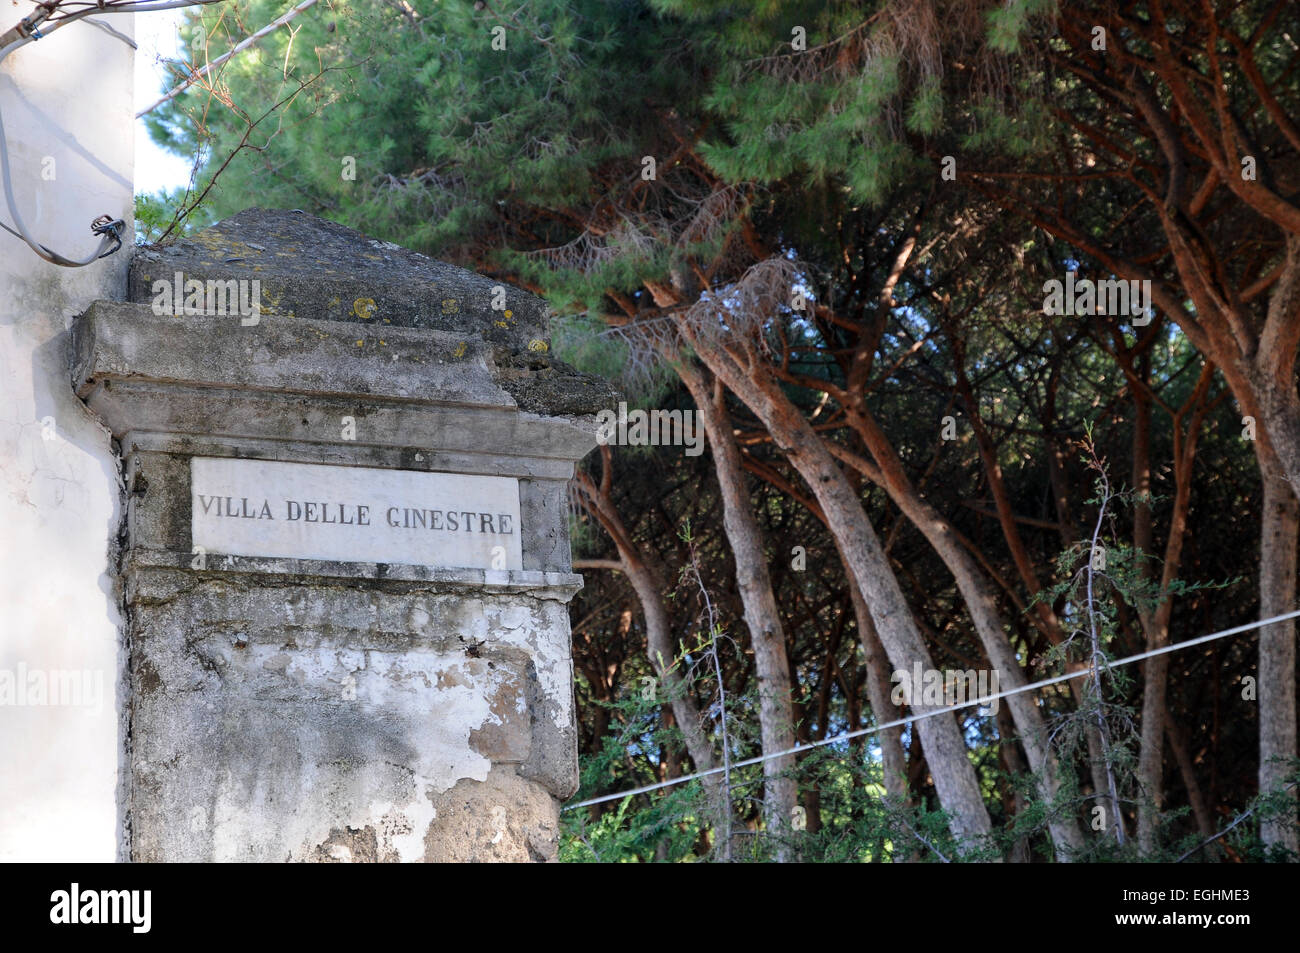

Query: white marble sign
[191,457,523,570]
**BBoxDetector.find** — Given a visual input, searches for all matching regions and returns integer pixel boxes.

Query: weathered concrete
[127,207,620,416]
[74,210,609,861]
[123,558,579,862]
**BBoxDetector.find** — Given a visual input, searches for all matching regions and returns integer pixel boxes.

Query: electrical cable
[565,607,1300,811]
[84,16,138,48]
[0,0,224,266]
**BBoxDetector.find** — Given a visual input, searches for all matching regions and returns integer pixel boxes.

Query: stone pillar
[72,209,614,861]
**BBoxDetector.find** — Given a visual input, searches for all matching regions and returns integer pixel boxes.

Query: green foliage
[145,0,1298,861]
[984,0,1058,54]
[562,689,712,862]
[148,0,701,260]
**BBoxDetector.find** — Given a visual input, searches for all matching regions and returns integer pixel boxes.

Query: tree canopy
[142,0,1300,861]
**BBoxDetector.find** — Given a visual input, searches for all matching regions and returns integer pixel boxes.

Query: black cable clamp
[91,214,125,258]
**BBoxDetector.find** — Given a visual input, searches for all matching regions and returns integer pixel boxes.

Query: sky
[133,9,198,194]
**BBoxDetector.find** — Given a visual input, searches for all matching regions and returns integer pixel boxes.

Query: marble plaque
[190,457,523,570]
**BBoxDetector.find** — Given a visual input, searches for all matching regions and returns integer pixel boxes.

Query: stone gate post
[72,208,614,861]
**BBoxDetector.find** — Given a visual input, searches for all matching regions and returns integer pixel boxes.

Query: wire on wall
[0,0,226,266]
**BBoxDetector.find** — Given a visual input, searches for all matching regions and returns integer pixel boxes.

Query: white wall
[0,10,133,861]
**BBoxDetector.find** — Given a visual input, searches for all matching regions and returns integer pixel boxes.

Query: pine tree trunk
[842,410,1085,856]
[573,469,730,851]
[1136,656,1169,853]
[677,362,798,860]
[1164,708,1215,840]
[688,340,996,853]
[848,575,918,861]
[1259,471,1299,853]
[848,575,912,806]
[1132,377,1165,854]
[1134,395,1205,852]
[952,362,1115,838]
[996,702,1033,863]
